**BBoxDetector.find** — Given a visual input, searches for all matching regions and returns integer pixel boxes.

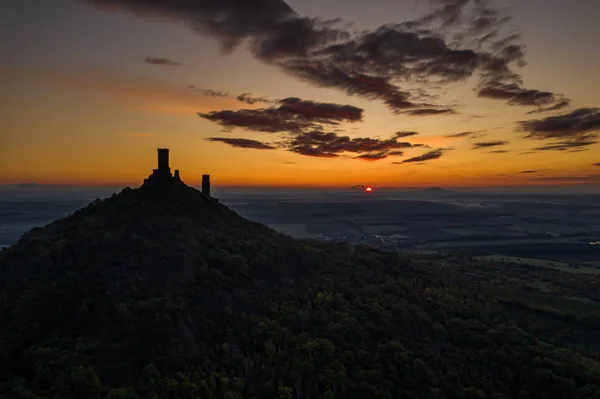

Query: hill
[1,165,600,398]
[423,187,453,194]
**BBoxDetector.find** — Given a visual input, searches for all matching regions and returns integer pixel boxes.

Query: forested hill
[1,181,600,399]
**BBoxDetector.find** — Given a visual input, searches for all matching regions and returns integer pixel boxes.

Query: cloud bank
[81,0,568,114]
[519,108,600,151]
[198,98,363,133]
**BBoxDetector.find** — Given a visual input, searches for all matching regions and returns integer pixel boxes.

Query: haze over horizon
[1,0,599,188]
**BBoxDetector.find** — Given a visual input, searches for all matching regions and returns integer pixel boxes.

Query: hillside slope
[1,181,600,399]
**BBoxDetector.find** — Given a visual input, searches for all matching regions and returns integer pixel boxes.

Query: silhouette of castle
[143,148,210,196]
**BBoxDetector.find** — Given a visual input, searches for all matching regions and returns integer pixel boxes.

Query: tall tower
[202,174,211,196]
[157,148,170,173]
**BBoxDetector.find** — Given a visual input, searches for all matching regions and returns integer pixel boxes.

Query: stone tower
[202,174,211,196]
[157,148,170,174]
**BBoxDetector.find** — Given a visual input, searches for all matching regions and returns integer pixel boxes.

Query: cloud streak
[473,140,508,149]
[206,137,275,149]
[237,93,271,105]
[394,149,445,164]
[446,130,485,138]
[144,56,182,66]
[395,131,419,138]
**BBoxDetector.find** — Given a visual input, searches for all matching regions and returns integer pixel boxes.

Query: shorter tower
[202,174,211,196]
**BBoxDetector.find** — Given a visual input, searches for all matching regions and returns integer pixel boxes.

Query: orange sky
[1,0,599,188]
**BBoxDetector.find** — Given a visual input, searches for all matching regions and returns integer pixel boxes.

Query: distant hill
[1,167,599,398]
[423,187,453,194]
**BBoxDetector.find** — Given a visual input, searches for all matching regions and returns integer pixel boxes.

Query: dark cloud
[278,97,363,122]
[393,149,444,164]
[355,152,389,161]
[446,130,485,138]
[519,108,600,140]
[387,150,406,156]
[488,149,508,154]
[285,130,415,159]
[198,98,363,133]
[476,81,568,110]
[594,163,600,167]
[144,56,182,66]
[395,131,419,138]
[405,108,456,116]
[206,137,275,149]
[82,0,567,113]
[237,93,270,105]
[199,108,317,133]
[518,108,600,151]
[473,140,508,149]
[519,170,538,174]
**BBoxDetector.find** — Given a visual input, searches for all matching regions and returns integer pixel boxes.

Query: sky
[1,0,599,188]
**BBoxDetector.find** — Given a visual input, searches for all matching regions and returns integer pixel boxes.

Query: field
[475,255,600,274]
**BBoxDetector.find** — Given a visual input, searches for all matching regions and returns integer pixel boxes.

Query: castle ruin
[143,148,210,196]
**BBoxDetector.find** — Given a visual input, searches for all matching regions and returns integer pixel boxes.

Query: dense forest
[1,182,599,398]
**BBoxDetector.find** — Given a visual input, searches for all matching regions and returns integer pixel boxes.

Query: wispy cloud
[393,149,445,164]
[405,108,456,116]
[237,93,271,105]
[395,131,419,138]
[195,88,229,97]
[532,139,597,152]
[446,130,486,139]
[144,56,182,66]
[473,140,509,149]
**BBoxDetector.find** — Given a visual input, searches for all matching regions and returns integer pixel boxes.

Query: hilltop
[1,150,600,398]
[423,187,453,194]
